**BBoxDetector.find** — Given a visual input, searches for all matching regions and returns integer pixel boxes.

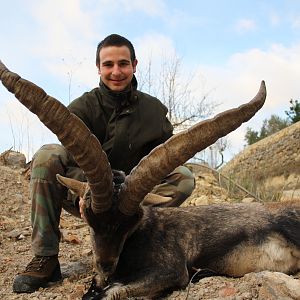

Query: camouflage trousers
[30,144,195,256]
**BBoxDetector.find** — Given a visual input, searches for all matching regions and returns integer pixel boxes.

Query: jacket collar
[99,75,138,109]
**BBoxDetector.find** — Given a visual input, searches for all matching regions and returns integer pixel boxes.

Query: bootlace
[25,256,53,272]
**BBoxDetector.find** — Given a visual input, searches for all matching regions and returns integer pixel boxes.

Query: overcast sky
[1,0,300,162]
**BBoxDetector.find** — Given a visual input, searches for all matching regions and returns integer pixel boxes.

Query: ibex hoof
[82,277,106,300]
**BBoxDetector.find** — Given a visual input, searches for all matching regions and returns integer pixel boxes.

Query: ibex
[1,60,300,300]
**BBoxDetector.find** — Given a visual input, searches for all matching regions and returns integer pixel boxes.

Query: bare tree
[61,57,83,104]
[191,137,229,168]
[137,53,216,131]
[137,53,228,166]
[209,138,229,169]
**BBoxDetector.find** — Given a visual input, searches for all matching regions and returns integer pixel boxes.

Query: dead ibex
[1,60,300,300]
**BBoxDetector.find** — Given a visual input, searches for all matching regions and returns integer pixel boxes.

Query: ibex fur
[60,175,300,299]
[1,60,299,300]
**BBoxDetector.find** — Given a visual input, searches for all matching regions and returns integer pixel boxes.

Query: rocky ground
[0,161,300,300]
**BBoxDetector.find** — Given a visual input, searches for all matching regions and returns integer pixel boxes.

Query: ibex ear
[56,174,88,198]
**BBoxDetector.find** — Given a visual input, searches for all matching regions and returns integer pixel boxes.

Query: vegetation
[285,99,300,124]
[138,54,228,168]
[138,54,216,129]
[245,115,289,145]
[245,98,300,145]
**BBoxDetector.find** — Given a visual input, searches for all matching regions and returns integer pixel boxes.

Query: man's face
[98,46,137,92]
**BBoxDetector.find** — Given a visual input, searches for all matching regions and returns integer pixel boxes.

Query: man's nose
[112,65,122,76]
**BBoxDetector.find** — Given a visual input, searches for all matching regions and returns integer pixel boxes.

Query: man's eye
[119,62,129,66]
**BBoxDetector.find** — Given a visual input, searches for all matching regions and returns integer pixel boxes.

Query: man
[13,34,195,293]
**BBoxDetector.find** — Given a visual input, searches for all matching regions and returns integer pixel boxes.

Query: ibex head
[0,60,267,282]
[56,171,143,278]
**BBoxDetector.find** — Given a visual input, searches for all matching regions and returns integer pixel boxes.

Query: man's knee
[145,165,195,207]
[173,165,195,197]
[32,144,68,166]
[31,144,69,181]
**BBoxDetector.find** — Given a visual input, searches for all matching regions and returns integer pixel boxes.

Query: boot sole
[12,264,62,293]
[13,276,62,293]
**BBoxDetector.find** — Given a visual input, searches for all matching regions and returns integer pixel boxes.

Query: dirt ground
[0,164,299,300]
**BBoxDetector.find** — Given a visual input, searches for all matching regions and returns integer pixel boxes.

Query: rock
[165,271,300,300]
[82,248,93,256]
[242,197,256,203]
[60,259,91,279]
[5,229,23,239]
[0,150,26,168]
[218,283,237,297]
[243,271,300,300]
[194,195,210,206]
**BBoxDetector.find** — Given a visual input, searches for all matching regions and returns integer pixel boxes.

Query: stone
[0,150,26,168]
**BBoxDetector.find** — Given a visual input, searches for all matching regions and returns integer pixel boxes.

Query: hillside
[221,121,300,200]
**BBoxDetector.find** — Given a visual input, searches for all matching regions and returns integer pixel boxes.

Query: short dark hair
[96,34,136,67]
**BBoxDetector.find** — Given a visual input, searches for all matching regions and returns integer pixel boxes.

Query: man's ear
[133,59,138,73]
[97,66,101,75]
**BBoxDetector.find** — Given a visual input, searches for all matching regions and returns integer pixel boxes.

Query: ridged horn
[119,81,267,215]
[56,174,88,198]
[0,60,113,214]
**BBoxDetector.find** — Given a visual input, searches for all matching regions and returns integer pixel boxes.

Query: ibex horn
[119,81,267,216]
[0,60,113,214]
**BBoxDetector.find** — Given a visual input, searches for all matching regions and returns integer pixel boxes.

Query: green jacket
[68,76,173,174]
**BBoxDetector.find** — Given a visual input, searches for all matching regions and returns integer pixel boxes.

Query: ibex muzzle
[2,61,299,299]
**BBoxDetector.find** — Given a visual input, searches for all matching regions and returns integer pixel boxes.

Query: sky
[1,0,300,163]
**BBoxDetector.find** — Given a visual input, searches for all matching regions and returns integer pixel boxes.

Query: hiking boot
[13,255,62,293]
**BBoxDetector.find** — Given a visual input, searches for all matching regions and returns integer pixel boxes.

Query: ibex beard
[1,60,299,299]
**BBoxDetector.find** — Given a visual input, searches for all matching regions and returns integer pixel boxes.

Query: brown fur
[78,190,300,299]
